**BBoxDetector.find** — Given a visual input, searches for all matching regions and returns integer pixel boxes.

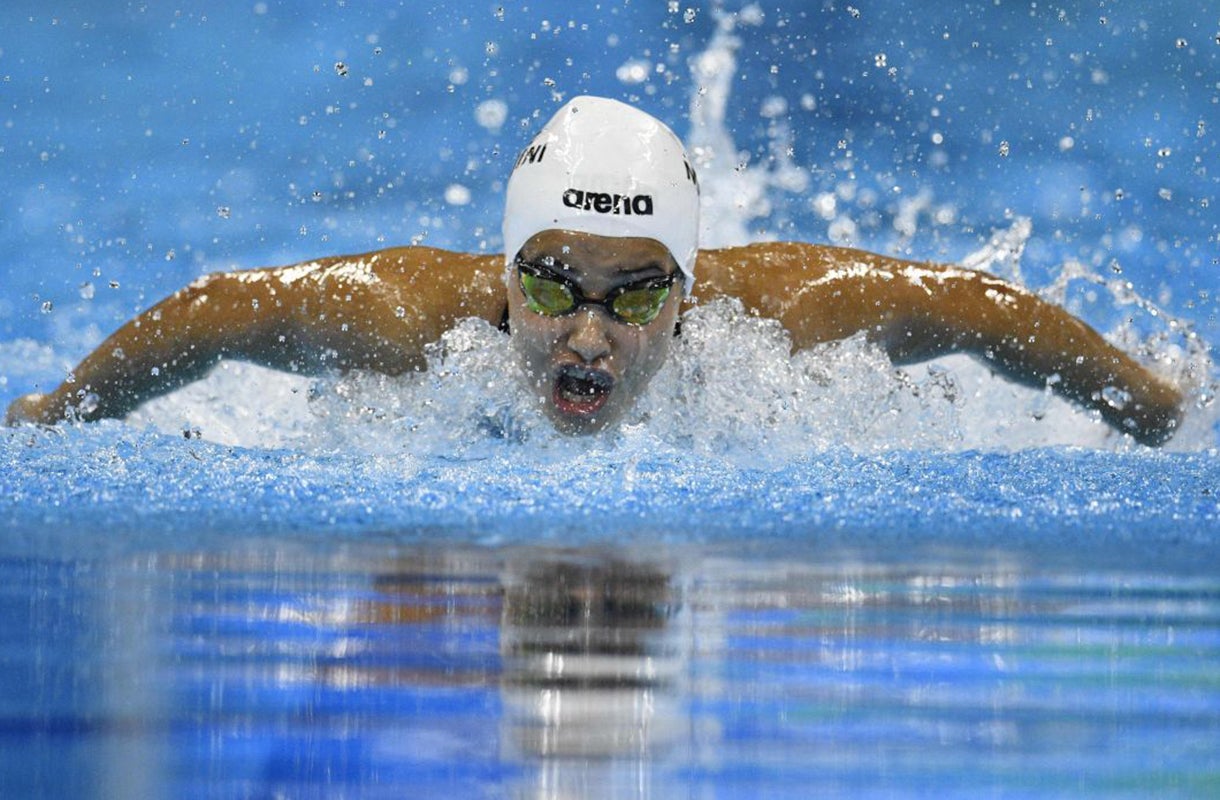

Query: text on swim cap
[514,143,547,169]
[561,188,653,216]
[683,159,698,188]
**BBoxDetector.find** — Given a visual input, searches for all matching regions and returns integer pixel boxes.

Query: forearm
[930,279,1182,445]
[10,272,281,423]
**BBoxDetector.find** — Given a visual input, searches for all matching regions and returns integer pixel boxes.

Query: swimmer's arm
[694,242,1183,445]
[5,248,506,424]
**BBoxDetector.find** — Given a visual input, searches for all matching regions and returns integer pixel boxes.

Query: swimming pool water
[2,1,1219,797]
[2,541,1217,798]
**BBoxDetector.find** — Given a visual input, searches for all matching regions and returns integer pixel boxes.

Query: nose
[566,308,613,363]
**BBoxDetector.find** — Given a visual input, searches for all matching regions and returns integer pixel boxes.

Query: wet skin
[4,234,1185,445]
[506,231,683,434]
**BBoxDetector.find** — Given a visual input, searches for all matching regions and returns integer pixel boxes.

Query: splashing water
[17,9,1220,459]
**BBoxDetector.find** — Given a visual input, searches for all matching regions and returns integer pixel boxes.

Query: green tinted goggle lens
[517,263,674,326]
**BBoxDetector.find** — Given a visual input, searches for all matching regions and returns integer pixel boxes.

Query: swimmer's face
[507,230,684,435]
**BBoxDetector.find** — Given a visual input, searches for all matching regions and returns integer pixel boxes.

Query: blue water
[2,2,1219,797]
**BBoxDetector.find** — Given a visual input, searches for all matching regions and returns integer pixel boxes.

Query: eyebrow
[521,257,674,289]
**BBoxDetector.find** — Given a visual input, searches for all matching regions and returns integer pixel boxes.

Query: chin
[544,400,624,436]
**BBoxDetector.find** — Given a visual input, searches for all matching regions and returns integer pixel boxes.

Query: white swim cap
[503,96,700,294]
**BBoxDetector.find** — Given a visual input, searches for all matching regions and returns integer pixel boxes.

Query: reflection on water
[2,542,1218,798]
[499,555,685,761]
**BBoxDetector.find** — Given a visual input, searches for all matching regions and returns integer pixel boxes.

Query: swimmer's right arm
[5,247,506,425]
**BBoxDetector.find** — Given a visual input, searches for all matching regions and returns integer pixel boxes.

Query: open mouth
[551,364,614,417]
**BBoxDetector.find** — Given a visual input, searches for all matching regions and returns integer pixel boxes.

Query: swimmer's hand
[4,393,58,426]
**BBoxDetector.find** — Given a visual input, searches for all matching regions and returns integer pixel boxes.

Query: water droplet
[217,205,231,219]
[998,140,1011,158]
[40,300,53,314]
[78,282,95,300]
[615,58,651,84]
[874,53,887,68]
[334,61,349,77]
[395,306,407,319]
[475,99,508,131]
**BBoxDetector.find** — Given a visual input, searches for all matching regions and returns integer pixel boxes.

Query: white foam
[113,283,1215,460]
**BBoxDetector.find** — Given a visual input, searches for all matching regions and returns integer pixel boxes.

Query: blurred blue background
[2,0,1217,352]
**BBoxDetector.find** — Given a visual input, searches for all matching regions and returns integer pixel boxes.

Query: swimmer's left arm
[693,242,1183,445]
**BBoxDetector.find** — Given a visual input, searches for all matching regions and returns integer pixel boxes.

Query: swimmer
[5,96,1184,445]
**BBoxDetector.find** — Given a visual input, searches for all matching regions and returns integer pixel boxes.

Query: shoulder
[324,245,503,284]
[692,241,883,300]
[694,241,987,291]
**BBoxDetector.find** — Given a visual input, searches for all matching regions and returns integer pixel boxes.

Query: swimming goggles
[515,259,677,326]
